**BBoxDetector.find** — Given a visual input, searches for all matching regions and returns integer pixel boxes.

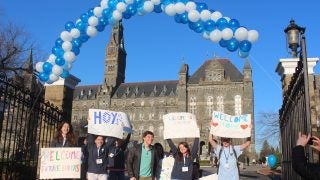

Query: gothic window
[170,98,174,105]
[149,113,154,120]
[139,126,144,136]
[108,47,115,55]
[235,95,242,115]
[80,89,84,96]
[216,96,224,112]
[213,73,222,81]
[190,97,197,114]
[88,89,92,96]
[139,113,144,120]
[108,65,115,71]
[149,125,154,132]
[207,96,214,116]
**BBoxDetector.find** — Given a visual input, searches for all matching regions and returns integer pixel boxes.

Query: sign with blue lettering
[210,111,251,138]
[88,109,132,138]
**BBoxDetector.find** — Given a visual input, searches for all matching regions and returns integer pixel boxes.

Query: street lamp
[284,20,311,132]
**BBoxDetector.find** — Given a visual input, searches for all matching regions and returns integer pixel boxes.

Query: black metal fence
[279,58,311,180]
[0,72,63,179]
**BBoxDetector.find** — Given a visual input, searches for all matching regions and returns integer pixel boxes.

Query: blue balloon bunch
[36,0,259,83]
[267,154,277,168]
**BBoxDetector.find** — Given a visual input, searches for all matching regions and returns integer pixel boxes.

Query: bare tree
[0,22,45,77]
[256,111,280,149]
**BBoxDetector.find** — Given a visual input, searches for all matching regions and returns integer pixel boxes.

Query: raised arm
[208,134,218,149]
[122,133,131,150]
[166,139,178,155]
[191,138,200,159]
[240,137,251,150]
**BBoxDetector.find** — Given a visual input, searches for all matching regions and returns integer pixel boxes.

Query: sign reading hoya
[209,111,251,138]
[88,109,132,138]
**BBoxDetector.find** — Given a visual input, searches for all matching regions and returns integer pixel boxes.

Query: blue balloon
[72,46,80,56]
[174,14,182,24]
[153,4,162,13]
[76,21,88,32]
[196,2,208,12]
[55,57,66,66]
[60,70,70,78]
[239,40,252,52]
[42,62,53,73]
[55,38,64,48]
[87,8,94,17]
[219,39,228,48]
[216,18,228,31]
[72,39,82,48]
[39,72,49,82]
[238,50,249,58]
[194,22,204,33]
[204,20,215,31]
[127,4,137,16]
[226,38,239,52]
[268,154,277,168]
[79,33,89,43]
[102,9,112,19]
[134,0,143,8]
[98,17,108,26]
[80,13,89,22]
[229,19,240,31]
[52,47,64,57]
[180,13,188,24]
[108,0,118,9]
[65,21,75,31]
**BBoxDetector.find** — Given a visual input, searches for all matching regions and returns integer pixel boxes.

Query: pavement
[200,164,281,179]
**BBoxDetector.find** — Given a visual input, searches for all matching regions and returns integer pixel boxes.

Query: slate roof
[188,59,244,84]
[113,80,178,98]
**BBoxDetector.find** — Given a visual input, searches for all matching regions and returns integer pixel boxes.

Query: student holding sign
[51,121,77,147]
[209,134,251,180]
[86,134,115,180]
[165,138,199,180]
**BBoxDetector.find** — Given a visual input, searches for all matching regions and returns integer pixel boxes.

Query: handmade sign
[163,112,200,139]
[209,111,251,138]
[88,109,132,138]
[39,147,81,179]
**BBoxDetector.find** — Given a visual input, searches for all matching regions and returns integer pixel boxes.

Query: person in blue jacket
[166,138,199,180]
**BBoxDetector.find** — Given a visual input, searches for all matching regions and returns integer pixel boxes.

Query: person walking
[165,138,199,180]
[107,133,131,180]
[292,132,320,179]
[51,121,77,147]
[209,134,251,180]
[126,131,159,180]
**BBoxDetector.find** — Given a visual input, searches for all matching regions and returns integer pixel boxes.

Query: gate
[279,21,313,180]
[0,72,63,179]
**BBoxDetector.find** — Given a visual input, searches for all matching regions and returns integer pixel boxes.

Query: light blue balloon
[238,50,249,58]
[268,154,277,168]
[60,70,70,78]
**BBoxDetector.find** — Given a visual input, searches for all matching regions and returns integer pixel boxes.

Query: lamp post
[284,20,311,135]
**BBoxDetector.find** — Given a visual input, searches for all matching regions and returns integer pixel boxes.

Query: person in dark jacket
[51,121,77,147]
[292,132,320,180]
[86,133,115,180]
[166,138,199,180]
[126,131,159,180]
[107,133,131,180]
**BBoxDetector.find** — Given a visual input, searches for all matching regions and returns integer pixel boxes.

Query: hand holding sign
[88,109,132,139]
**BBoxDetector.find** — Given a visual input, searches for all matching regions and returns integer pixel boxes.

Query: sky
[2,0,320,150]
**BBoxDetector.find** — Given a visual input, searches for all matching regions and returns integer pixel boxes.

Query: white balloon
[63,52,76,63]
[165,4,176,16]
[144,1,154,13]
[200,10,211,21]
[174,2,186,14]
[60,31,72,42]
[210,29,222,42]
[62,41,73,51]
[48,54,56,62]
[49,73,59,82]
[235,27,248,41]
[116,2,127,13]
[222,28,233,40]
[248,30,259,43]
[151,0,160,5]
[86,26,98,37]
[88,16,99,26]
[188,10,200,22]
[70,28,80,38]
[35,62,44,73]
[202,32,210,40]
[185,2,196,12]
[52,65,63,76]
[112,10,122,21]
[94,7,103,17]
[211,11,222,22]
[101,0,109,8]
[224,16,231,22]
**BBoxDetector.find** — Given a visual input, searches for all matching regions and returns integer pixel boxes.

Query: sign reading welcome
[40,147,81,179]
[163,112,200,139]
[210,111,251,138]
[88,109,132,138]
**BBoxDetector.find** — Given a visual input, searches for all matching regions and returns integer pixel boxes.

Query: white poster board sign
[163,112,200,139]
[88,109,132,139]
[40,147,81,179]
[210,111,251,138]
[158,156,175,180]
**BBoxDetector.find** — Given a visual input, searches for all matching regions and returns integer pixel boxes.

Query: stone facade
[71,22,255,156]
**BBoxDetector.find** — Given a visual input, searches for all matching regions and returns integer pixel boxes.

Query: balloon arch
[35,0,259,83]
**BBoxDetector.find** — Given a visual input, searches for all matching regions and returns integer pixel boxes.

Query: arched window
[207,96,214,116]
[217,96,224,112]
[189,97,197,114]
[235,95,242,115]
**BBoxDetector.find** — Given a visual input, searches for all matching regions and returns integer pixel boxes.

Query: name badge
[96,159,103,164]
[182,166,188,172]
[109,153,114,158]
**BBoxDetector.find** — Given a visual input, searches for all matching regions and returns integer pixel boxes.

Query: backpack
[216,146,240,175]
